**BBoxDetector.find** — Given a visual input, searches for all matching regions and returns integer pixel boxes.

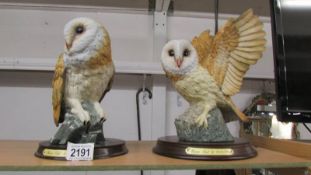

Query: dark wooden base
[35,138,128,160]
[153,136,257,160]
[195,169,236,175]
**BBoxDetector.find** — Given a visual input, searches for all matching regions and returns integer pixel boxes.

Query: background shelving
[0,0,273,78]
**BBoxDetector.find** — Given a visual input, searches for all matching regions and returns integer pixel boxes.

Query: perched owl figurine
[161,9,265,129]
[52,17,114,127]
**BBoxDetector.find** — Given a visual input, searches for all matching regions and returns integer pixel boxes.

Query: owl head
[161,40,198,76]
[63,17,106,56]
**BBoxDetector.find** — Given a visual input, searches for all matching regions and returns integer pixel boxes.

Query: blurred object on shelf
[270,114,293,139]
[242,92,299,139]
[243,92,276,137]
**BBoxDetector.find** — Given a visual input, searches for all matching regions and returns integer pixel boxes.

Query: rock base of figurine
[175,107,234,142]
[153,136,257,160]
[35,138,128,160]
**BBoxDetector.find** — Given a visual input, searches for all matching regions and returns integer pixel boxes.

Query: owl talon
[85,121,91,133]
[99,112,107,121]
[84,121,90,126]
[94,102,107,121]
[195,114,209,128]
[194,104,212,128]
[100,117,106,123]
[71,107,90,123]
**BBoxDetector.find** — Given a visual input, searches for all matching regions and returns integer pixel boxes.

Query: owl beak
[65,42,72,50]
[175,57,183,68]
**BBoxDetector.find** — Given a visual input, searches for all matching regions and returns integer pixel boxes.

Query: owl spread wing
[52,54,65,126]
[192,9,266,96]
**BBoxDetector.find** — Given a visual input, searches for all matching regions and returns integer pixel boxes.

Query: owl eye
[183,49,190,57]
[168,49,175,57]
[75,26,84,34]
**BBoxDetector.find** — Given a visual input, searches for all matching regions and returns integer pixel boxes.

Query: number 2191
[70,148,90,157]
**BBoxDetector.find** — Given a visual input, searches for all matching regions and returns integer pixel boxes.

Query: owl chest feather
[65,63,113,101]
[174,66,224,104]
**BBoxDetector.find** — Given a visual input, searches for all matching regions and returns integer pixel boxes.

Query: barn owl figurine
[51,17,114,144]
[161,9,266,142]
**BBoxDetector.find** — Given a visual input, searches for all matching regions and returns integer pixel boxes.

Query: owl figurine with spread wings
[52,17,114,130]
[161,9,265,131]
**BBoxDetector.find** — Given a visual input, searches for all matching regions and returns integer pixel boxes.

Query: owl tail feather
[53,103,65,127]
[228,98,249,122]
[220,98,249,123]
[53,106,61,127]
[231,104,249,122]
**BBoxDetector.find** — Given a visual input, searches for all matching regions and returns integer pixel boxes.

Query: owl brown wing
[52,54,65,126]
[99,68,114,102]
[192,9,266,96]
[191,30,214,72]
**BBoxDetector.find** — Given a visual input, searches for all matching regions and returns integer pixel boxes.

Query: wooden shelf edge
[0,140,311,171]
[245,134,311,160]
[0,160,310,172]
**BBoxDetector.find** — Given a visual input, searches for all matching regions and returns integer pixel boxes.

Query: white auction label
[66,142,94,161]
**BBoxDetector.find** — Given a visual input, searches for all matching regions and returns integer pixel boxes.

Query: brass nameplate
[43,149,67,157]
[185,147,234,156]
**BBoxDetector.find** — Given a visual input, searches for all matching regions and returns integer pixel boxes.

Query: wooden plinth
[153,136,257,160]
[35,138,128,160]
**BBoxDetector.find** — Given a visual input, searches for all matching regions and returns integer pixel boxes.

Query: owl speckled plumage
[161,9,266,128]
[52,17,114,126]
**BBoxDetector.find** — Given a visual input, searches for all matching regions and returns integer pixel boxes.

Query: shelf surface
[1,140,311,171]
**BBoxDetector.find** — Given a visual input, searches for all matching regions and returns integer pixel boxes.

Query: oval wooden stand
[35,138,128,160]
[153,136,257,160]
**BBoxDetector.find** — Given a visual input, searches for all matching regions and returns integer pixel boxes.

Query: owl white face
[161,40,198,75]
[63,17,104,56]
